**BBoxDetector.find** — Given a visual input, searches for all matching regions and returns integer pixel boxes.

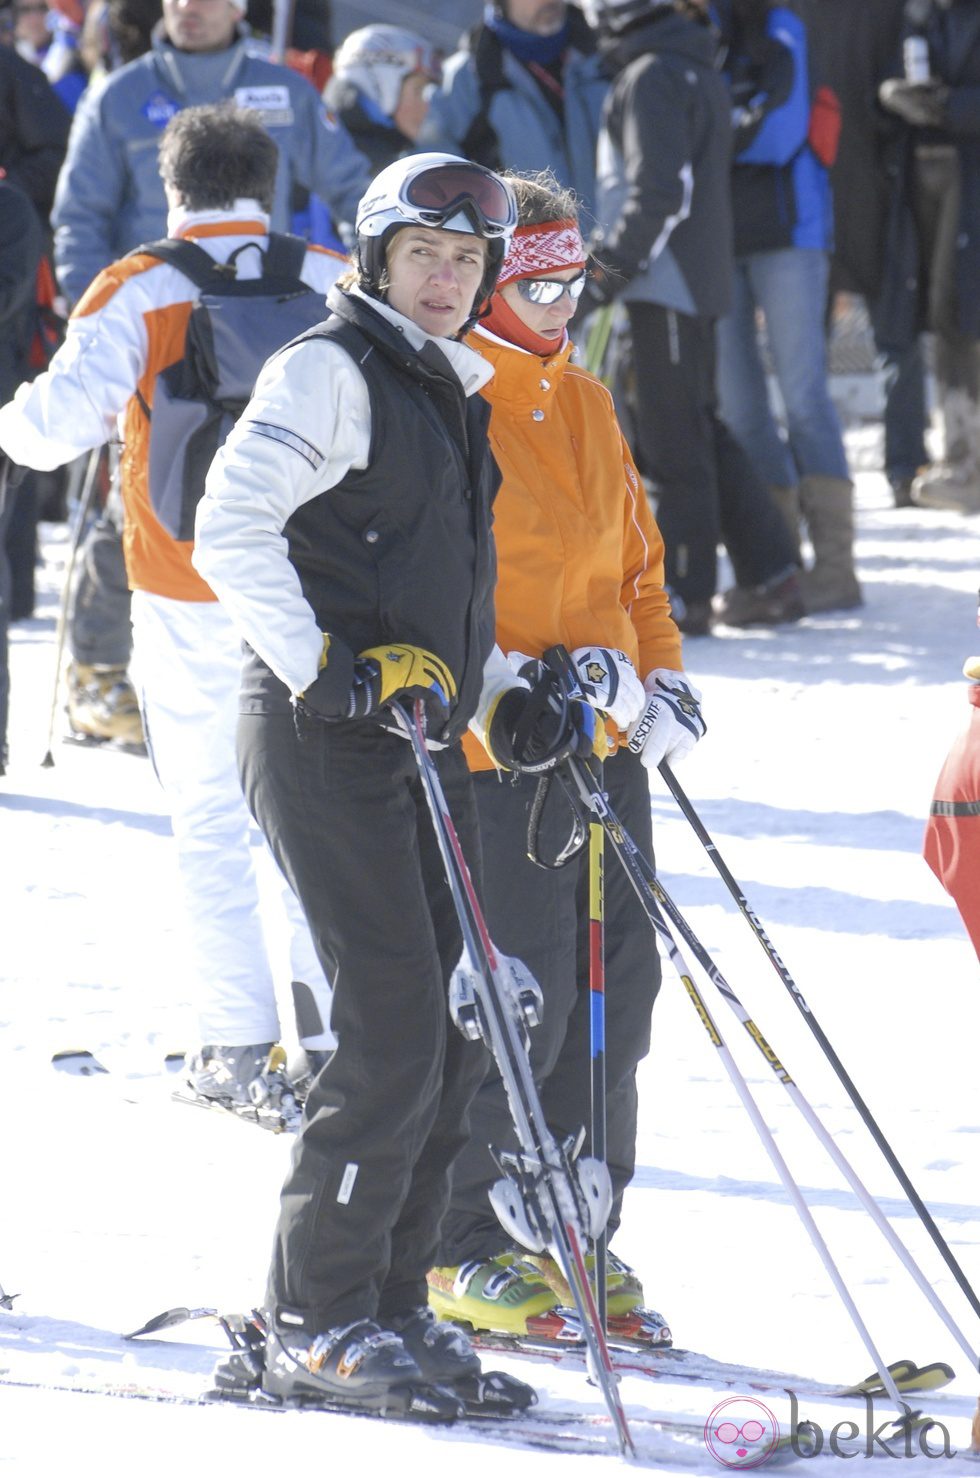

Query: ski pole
[557,754,914,1417]
[390,699,636,1460]
[41,445,103,768]
[588,805,608,1329]
[598,769,979,1373]
[657,760,980,1328]
[583,304,614,377]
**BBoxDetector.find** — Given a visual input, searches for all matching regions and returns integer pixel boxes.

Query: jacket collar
[337,286,495,398]
[468,324,574,416]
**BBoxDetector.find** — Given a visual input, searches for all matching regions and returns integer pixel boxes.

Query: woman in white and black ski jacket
[192,154,599,1410]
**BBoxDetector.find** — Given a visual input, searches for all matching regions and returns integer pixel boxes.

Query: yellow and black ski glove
[298,635,456,722]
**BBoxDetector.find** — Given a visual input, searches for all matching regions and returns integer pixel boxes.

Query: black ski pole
[657,760,980,1327]
[390,699,635,1460]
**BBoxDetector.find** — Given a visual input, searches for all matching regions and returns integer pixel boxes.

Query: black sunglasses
[515,270,587,306]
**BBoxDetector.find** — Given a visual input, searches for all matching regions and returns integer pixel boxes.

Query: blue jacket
[418,9,608,228]
[718,3,833,255]
[51,31,370,304]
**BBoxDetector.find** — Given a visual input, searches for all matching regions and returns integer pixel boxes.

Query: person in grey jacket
[418,1,608,231]
[51,0,370,307]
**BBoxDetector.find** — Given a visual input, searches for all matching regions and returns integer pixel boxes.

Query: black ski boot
[261,1316,462,1421]
[385,1306,537,1417]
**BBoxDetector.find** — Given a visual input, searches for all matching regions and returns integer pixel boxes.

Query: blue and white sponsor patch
[234,84,293,127]
[141,91,181,128]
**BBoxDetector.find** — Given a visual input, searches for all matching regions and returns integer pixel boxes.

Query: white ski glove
[627,669,705,770]
[569,646,646,731]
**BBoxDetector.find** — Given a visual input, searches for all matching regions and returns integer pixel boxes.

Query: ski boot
[287,1046,333,1104]
[526,1250,673,1347]
[260,1315,462,1420]
[427,1254,568,1339]
[66,662,145,749]
[384,1305,536,1415]
[181,1043,301,1132]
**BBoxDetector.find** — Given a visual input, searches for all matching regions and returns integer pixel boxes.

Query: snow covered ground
[2,422,979,1475]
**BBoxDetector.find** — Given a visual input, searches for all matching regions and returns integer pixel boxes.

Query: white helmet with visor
[355,152,518,306]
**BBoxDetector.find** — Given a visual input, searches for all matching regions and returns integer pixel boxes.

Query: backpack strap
[262,232,309,282]
[131,236,234,289]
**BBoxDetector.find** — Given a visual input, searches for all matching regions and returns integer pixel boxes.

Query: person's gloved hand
[486,668,608,773]
[878,78,950,129]
[626,669,705,770]
[570,645,646,731]
[577,255,620,317]
[298,635,455,721]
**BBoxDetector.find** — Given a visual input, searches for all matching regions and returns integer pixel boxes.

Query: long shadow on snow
[627,1167,980,1226]
[0,792,171,836]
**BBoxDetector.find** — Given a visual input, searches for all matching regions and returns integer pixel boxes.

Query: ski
[464,1330,954,1401]
[0,1367,793,1467]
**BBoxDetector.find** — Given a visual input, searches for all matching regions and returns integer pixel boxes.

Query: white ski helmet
[581,0,675,31]
[355,152,518,305]
[332,24,442,121]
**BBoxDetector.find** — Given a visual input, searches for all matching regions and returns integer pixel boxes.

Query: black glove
[486,670,607,774]
[878,78,950,129]
[298,635,456,722]
[578,256,620,316]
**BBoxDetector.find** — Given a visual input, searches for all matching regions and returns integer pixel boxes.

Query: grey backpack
[134,233,329,541]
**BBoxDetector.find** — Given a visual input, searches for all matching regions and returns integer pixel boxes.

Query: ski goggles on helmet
[401,162,518,239]
[516,270,588,306]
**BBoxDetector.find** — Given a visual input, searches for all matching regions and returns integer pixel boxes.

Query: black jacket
[593,8,734,319]
[244,293,499,743]
[0,46,70,224]
[0,179,43,403]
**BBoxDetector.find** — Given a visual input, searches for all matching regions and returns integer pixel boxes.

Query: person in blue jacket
[418,1,608,232]
[50,0,370,307]
[714,0,861,616]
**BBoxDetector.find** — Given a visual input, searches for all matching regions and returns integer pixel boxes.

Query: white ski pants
[130,590,334,1049]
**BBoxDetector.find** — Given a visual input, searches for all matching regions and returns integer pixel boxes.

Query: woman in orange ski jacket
[428,171,704,1342]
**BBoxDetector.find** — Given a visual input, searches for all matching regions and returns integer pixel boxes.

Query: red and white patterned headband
[496,219,586,289]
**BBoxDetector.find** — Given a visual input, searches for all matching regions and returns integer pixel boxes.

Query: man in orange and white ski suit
[0,105,344,1096]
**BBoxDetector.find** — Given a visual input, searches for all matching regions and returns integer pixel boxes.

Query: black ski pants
[238,713,488,1331]
[627,301,797,604]
[437,748,661,1266]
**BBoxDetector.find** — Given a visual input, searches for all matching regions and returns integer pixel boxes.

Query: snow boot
[67,662,144,747]
[427,1255,560,1335]
[715,569,804,628]
[797,476,863,613]
[912,461,980,513]
[768,485,802,561]
[260,1316,461,1420]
